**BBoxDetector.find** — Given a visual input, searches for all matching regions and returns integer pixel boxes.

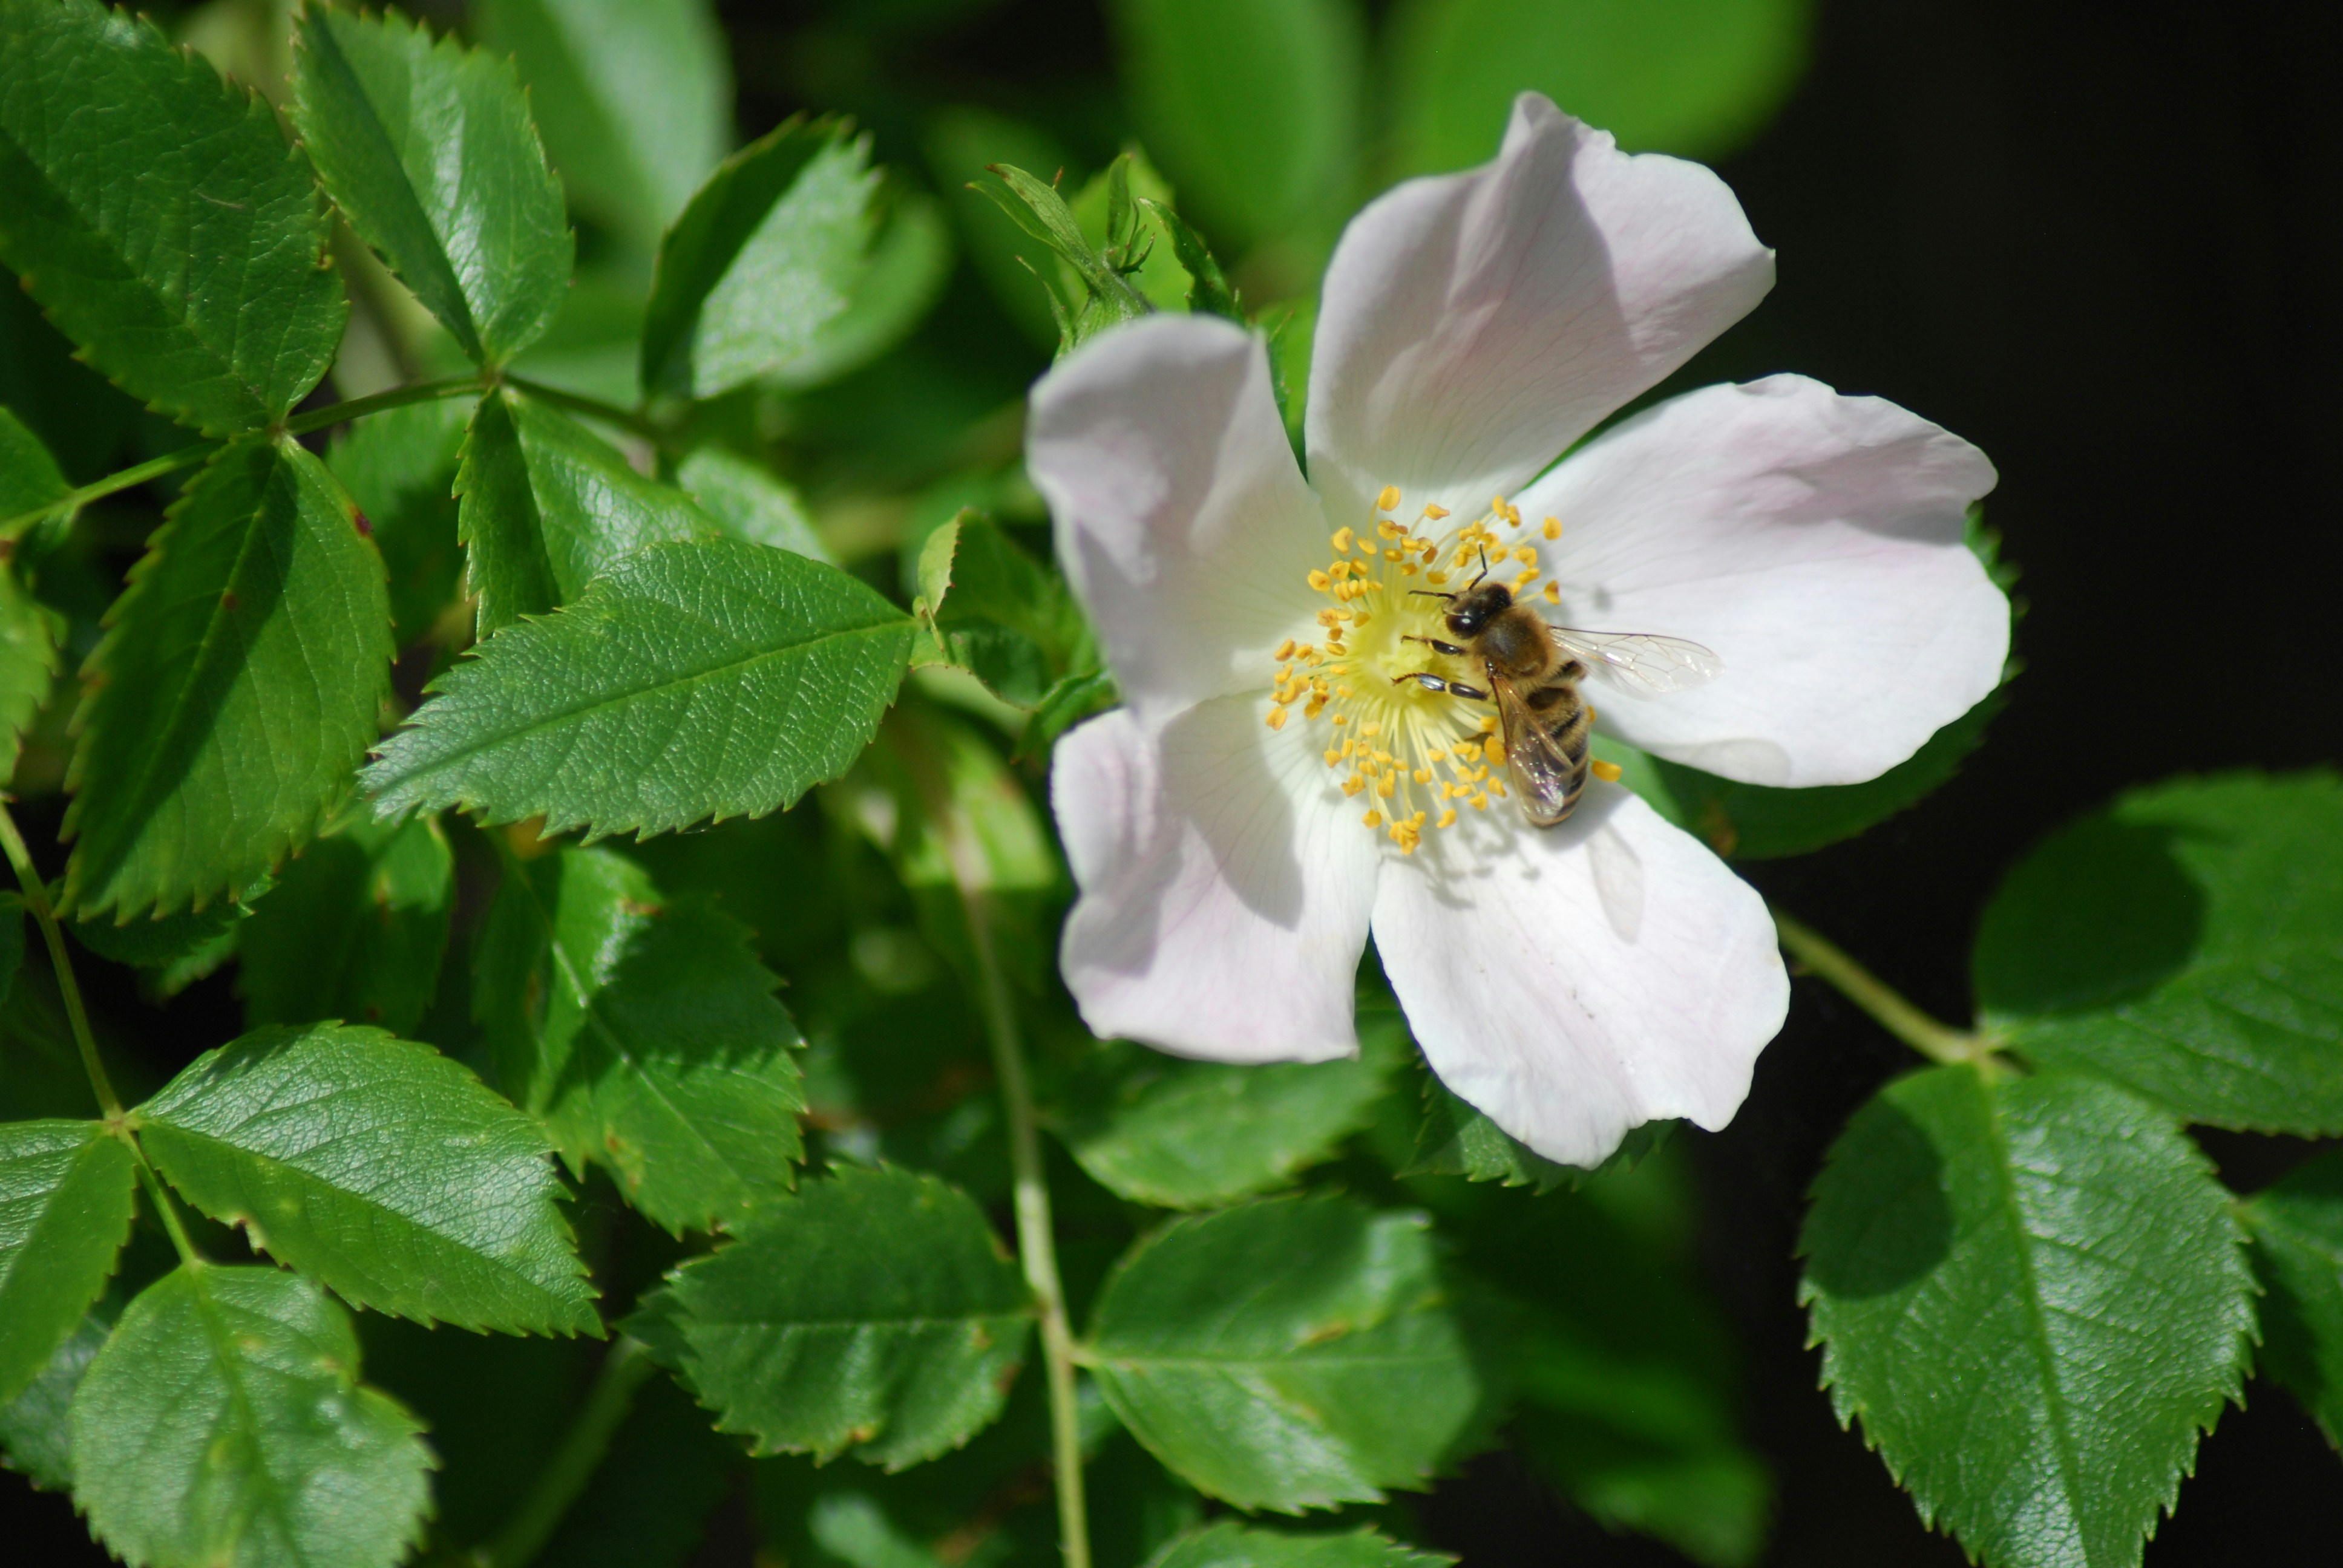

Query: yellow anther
[1512,569,1539,591]
[1438,808,1458,829]
[1353,610,1372,626]
[1423,504,1450,521]
[1542,581,1561,604]
[1265,707,1289,731]
[1274,638,1296,661]
[1304,699,1326,719]
[1401,563,1420,577]
[1363,809,1384,828]
[1413,768,1432,785]
[1331,527,1355,554]
[1308,569,1331,591]
[1425,745,1446,762]
[1340,739,1356,758]
[1383,547,1403,562]
[1428,570,1450,585]
[1337,685,1355,698]
[1513,545,1538,565]
[1490,777,1508,797]
[1376,485,1401,511]
[1377,774,1396,799]
[1343,776,1367,797]
[1479,715,1500,734]
[1483,736,1506,763]
[1591,759,1624,783]
[1360,721,1381,738]
[1470,793,1489,810]
[1325,748,1343,766]
[1542,517,1561,540]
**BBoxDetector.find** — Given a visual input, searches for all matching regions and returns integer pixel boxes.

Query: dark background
[8,0,2341,1563]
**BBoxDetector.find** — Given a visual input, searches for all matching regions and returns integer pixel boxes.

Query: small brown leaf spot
[220,590,239,613]
[619,898,664,918]
[1299,1319,1355,1347]
[352,507,372,537]
[362,1004,382,1021]
[971,1325,992,1350]
[847,1424,879,1445]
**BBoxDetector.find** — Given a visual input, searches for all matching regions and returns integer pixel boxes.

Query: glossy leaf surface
[64,437,391,920]
[290,5,572,365]
[1800,1065,2253,1568]
[0,0,346,433]
[71,1264,431,1568]
[631,1164,1031,1468]
[1975,771,2343,1134]
[476,844,805,1234]
[1145,1523,1453,1568]
[1089,1196,1490,1511]
[137,1023,598,1334]
[367,537,914,838]
[0,1121,135,1403]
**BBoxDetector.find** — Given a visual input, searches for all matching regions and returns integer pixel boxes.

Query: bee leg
[1403,635,1469,657]
[1392,672,1490,701]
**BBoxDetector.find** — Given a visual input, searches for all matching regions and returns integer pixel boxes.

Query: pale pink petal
[1305,93,1774,524]
[1520,374,2006,787]
[1372,789,1786,1166]
[1054,701,1380,1064]
[1029,315,1326,725]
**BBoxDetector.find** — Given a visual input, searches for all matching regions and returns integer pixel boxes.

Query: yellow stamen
[1542,517,1561,539]
[1376,485,1401,511]
[1591,759,1624,783]
[1265,708,1289,731]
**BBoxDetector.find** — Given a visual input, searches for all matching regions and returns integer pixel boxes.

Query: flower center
[1265,486,1568,854]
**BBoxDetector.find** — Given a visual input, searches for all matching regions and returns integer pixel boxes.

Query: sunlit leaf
[0,0,346,433]
[137,1022,599,1334]
[1800,1065,2253,1568]
[1145,1522,1453,1568]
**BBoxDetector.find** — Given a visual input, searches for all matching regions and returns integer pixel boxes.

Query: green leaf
[1136,198,1240,321]
[1602,685,2005,861]
[0,892,19,1005]
[0,1121,136,1403]
[629,1163,1032,1468]
[326,393,470,642]
[1088,1195,1494,1511]
[0,405,68,528]
[476,844,805,1234]
[677,445,833,563]
[0,0,346,434]
[1799,1065,2253,1568]
[923,106,1070,349]
[641,119,876,400]
[2242,1149,2343,1449]
[1067,152,1194,316]
[456,387,724,637]
[365,537,914,838]
[771,188,954,391]
[1057,1017,1402,1210]
[238,811,454,1037]
[71,1264,432,1568]
[971,162,1151,352]
[1145,1523,1453,1568]
[1406,1070,1671,1194]
[917,511,1091,709]
[290,5,572,366]
[0,568,62,782]
[62,436,392,921]
[1388,0,1810,175]
[1110,0,1363,252]
[69,876,268,1000]
[0,1302,110,1490]
[136,1022,598,1334]
[1974,771,2343,1134]
[473,0,730,245]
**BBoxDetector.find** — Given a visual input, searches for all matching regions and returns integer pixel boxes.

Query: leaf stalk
[477,1336,655,1568]
[1773,906,1999,1067]
[0,797,119,1116]
[963,888,1091,1568]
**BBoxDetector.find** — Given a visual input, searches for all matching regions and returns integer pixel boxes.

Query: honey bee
[1395,580,1722,825]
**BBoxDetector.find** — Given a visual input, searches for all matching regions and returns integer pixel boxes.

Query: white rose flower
[1028,93,2007,1166]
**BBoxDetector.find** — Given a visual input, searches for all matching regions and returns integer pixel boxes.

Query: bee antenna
[1408,589,1454,601]
[1467,546,1490,590]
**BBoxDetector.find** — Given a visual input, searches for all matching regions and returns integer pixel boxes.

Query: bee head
[1445,581,1513,638]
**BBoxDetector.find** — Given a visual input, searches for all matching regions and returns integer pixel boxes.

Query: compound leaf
[2242,1149,2343,1449]
[0,569,61,782]
[70,1264,431,1568]
[62,436,391,921]
[366,537,914,838]
[473,0,729,244]
[0,0,346,433]
[629,1164,1031,1468]
[456,387,723,637]
[1975,771,2343,1135]
[641,119,875,400]
[1800,1065,2253,1568]
[1088,1195,1493,1512]
[290,4,572,365]
[136,1022,598,1335]
[1406,1071,1670,1194]
[476,844,805,1235]
[0,1121,135,1403]
[239,811,454,1037]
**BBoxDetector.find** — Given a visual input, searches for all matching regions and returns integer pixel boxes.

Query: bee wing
[1493,676,1586,828]
[1549,628,1723,696]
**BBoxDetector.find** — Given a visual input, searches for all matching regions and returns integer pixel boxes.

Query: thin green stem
[963,890,1090,1568]
[134,1158,203,1267]
[478,1337,655,1568]
[502,375,667,444]
[1773,906,1997,1067]
[0,799,118,1116]
[0,373,490,538]
[281,371,485,437]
